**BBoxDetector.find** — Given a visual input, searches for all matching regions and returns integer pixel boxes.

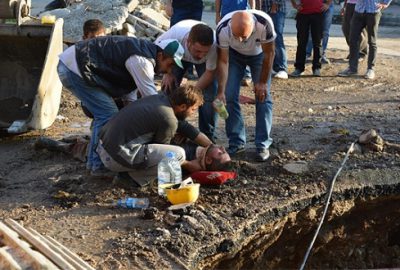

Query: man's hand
[215,92,226,104]
[161,73,177,94]
[377,3,388,10]
[254,82,268,103]
[340,6,345,16]
[292,2,302,11]
[321,3,330,11]
[270,2,278,13]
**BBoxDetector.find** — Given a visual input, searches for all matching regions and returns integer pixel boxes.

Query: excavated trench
[200,180,400,270]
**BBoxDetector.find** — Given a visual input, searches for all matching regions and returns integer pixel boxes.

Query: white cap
[156,39,184,69]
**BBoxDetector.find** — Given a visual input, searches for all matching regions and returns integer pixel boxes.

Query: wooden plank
[0,247,23,270]
[28,228,94,270]
[43,235,96,270]
[0,222,49,269]
[5,219,75,270]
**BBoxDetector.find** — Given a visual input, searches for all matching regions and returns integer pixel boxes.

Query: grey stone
[283,161,309,174]
[145,27,158,37]
[126,0,139,12]
[123,22,136,34]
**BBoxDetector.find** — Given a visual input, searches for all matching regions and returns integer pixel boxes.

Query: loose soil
[1,45,400,269]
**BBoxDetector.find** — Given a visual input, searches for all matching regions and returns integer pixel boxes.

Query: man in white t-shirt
[216,10,276,162]
[155,20,219,142]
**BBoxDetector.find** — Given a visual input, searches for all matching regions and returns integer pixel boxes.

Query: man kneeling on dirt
[97,85,231,186]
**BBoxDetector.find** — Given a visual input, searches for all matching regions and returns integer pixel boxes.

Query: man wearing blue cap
[57,36,184,176]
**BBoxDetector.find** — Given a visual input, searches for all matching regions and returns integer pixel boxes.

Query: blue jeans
[173,61,218,142]
[269,11,288,72]
[306,3,334,57]
[57,61,118,171]
[225,49,273,150]
[170,7,202,26]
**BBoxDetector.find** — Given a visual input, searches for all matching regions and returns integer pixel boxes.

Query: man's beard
[175,111,188,121]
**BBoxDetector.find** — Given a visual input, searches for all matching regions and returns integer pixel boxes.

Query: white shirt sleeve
[205,45,218,70]
[217,27,230,49]
[125,55,158,97]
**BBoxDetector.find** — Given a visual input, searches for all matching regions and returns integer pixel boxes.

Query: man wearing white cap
[57,36,184,176]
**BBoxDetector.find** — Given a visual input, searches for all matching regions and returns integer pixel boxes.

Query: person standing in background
[341,0,368,62]
[290,0,331,77]
[258,0,288,79]
[338,0,392,79]
[305,1,334,64]
[215,0,255,24]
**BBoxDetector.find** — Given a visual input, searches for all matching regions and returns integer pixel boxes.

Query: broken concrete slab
[134,7,170,30]
[62,0,129,43]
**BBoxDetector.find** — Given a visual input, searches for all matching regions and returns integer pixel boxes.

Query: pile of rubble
[40,0,170,43]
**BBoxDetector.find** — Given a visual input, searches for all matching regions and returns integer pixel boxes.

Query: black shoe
[34,137,71,153]
[112,172,140,188]
[90,168,116,179]
[227,145,245,156]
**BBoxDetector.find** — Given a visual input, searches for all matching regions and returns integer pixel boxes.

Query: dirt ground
[1,40,400,269]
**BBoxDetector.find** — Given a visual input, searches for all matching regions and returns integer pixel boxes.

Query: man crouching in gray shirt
[97,85,212,186]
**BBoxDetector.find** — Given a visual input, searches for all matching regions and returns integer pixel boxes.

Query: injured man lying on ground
[34,136,232,185]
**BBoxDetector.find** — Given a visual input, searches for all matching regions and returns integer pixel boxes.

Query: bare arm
[216,48,229,103]
[254,42,275,102]
[192,132,212,147]
[195,69,215,91]
[215,0,222,24]
[165,0,173,17]
[291,0,302,10]
[248,0,256,9]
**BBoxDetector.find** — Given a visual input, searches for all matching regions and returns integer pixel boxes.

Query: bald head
[231,11,254,41]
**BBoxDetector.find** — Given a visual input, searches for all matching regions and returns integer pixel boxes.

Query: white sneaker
[271,70,277,76]
[364,69,375,79]
[274,70,288,79]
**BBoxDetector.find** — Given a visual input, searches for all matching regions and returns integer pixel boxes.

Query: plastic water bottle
[116,197,149,209]
[158,151,182,196]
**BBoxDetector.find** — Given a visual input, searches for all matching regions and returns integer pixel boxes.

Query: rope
[299,141,356,270]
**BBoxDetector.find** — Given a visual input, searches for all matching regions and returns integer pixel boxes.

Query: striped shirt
[216,10,276,56]
[263,0,287,13]
[355,0,392,13]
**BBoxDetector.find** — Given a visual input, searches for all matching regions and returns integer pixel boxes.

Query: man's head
[170,85,204,120]
[155,39,185,74]
[204,144,232,171]
[82,19,106,40]
[187,23,214,60]
[231,11,254,42]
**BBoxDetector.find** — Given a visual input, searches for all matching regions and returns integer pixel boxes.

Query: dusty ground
[1,40,400,269]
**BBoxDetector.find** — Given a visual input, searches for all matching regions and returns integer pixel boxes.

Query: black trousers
[349,11,382,72]
[294,12,324,72]
[342,3,368,57]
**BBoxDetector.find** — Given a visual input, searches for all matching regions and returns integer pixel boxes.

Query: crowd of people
[54,0,392,186]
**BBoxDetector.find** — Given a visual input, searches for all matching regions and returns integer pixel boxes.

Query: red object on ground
[191,171,237,185]
[239,95,256,104]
